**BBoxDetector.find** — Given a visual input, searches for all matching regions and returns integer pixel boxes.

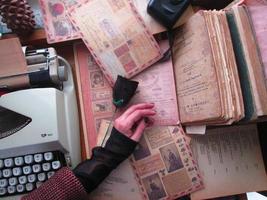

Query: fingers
[126,109,156,128]
[113,103,156,139]
[131,119,147,142]
[131,117,155,141]
[121,103,155,118]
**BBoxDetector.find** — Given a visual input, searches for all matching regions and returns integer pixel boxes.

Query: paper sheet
[190,124,267,200]
[68,0,162,85]
[126,41,179,125]
[39,0,80,43]
[172,12,222,124]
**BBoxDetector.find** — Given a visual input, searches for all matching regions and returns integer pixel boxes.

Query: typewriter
[0,48,81,199]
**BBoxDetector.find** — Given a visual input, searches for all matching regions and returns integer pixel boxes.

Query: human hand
[114,103,156,142]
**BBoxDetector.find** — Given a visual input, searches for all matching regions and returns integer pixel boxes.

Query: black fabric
[73,128,138,193]
[112,75,139,108]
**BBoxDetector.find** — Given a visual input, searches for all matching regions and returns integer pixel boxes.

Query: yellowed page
[191,124,267,200]
[172,12,222,124]
[68,0,162,85]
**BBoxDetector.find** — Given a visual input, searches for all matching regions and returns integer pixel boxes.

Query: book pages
[39,0,80,43]
[173,11,244,125]
[190,124,267,200]
[247,6,267,86]
[229,6,267,117]
[172,12,222,124]
[68,0,162,85]
[123,40,179,125]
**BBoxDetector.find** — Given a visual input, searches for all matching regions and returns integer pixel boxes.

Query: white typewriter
[0,51,81,199]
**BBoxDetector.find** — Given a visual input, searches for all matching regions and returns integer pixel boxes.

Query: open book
[172,10,244,125]
[173,4,267,124]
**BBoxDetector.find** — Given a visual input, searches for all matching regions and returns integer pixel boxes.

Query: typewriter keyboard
[0,151,66,197]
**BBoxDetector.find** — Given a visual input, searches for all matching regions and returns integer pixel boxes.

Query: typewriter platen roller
[0,47,68,90]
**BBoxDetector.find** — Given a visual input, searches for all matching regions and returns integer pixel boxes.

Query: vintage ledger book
[39,0,80,43]
[172,10,244,125]
[90,120,203,200]
[68,0,162,85]
[247,5,267,86]
[226,5,267,120]
[190,124,267,200]
[0,38,30,89]
[74,41,179,155]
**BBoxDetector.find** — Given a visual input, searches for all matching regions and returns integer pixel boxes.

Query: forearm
[73,128,137,193]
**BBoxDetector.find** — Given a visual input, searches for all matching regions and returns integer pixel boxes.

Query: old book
[226,6,267,119]
[74,41,179,155]
[190,124,267,200]
[68,0,162,85]
[91,120,203,200]
[172,10,244,125]
[247,5,267,87]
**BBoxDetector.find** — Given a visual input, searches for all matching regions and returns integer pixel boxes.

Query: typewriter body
[0,47,81,199]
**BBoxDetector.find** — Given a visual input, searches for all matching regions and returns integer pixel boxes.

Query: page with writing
[190,124,267,200]
[125,41,179,125]
[68,0,162,85]
[172,12,222,124]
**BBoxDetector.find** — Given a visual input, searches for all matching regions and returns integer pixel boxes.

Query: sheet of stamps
[39,0,80,43]
[130,126,203,200]
[74,43,114,154]
[68,0,162,85]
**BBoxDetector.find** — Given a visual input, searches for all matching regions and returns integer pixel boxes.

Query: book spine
[226,11,256,121]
